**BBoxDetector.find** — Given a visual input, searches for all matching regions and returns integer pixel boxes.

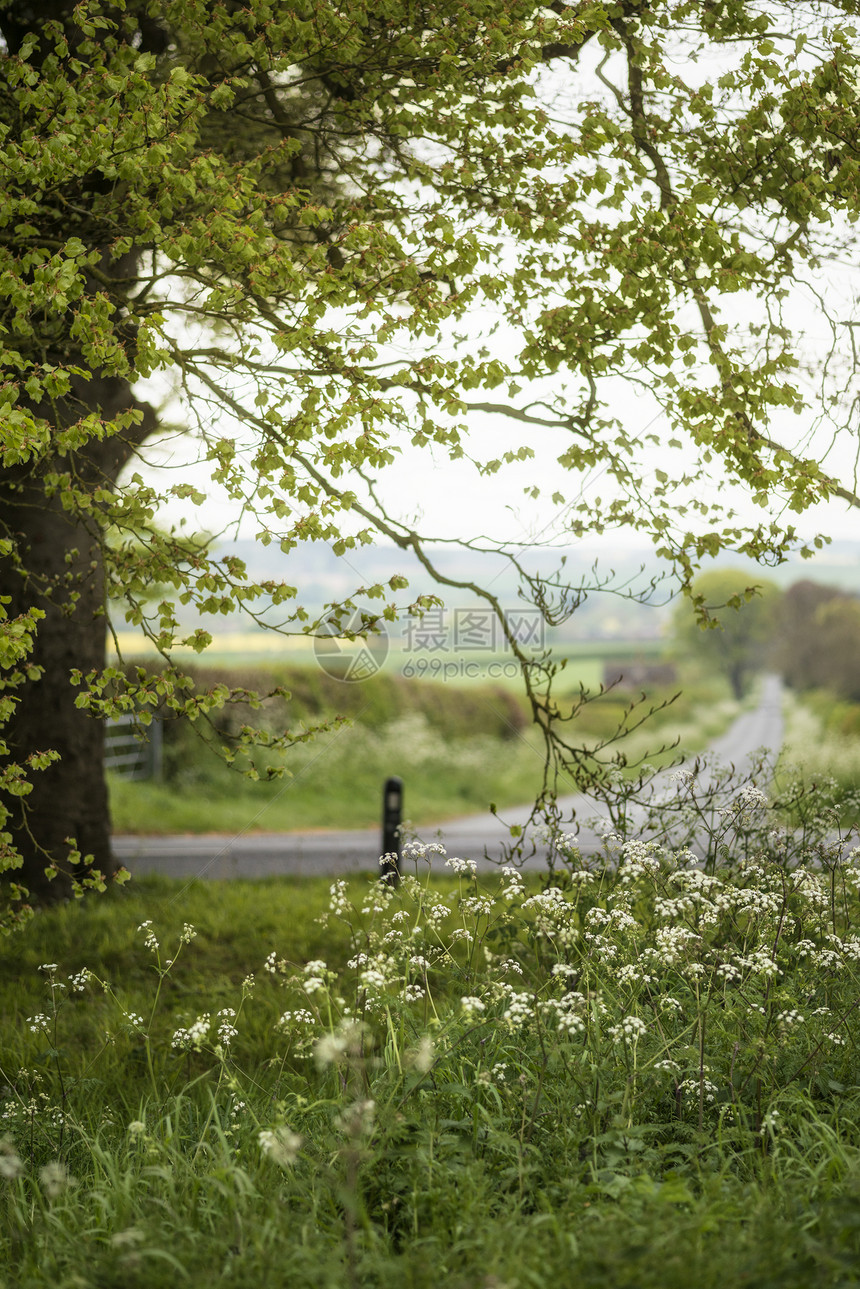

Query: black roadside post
[380,776,403,886]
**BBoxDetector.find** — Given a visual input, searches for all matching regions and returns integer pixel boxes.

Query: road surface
[112,675,785,881]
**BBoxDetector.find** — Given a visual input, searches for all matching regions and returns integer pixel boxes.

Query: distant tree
[776,583,860,701]
[811,599,860,701]
[673,570,781,701]
[773,580,844,691]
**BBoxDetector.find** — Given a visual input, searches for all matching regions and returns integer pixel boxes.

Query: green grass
[4,801,860,1288]
[110,670,742,835]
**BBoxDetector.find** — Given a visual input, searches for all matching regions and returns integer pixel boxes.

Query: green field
[109,660,741,835]
[108,632,666,690]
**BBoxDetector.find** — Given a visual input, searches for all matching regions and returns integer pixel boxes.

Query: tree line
[674,571,860,705]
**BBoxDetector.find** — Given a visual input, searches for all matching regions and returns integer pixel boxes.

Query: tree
[776,581,860,699]
[2,0,860,915]
[671,569,780,700]
[773,579,844,691]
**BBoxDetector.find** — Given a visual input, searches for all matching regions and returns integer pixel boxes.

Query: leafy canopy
[2,0,860,907]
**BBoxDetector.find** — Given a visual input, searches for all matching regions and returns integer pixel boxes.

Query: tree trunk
[727,663,746,702]
[0,485,114,901]
[0,377,155,903]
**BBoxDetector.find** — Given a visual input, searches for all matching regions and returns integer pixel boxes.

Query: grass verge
[775,689,860,827]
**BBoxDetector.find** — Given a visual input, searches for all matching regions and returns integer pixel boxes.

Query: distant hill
[129,535,860,646]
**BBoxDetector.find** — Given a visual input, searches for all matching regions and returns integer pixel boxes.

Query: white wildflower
[39,1160,73,1199]
[259,1126,302,1167]
[171,1014,210,1051]
[0,1138,23,1180]
[336,1098,375,1138]
[137,921,159,952]
[409,1035,435,1074]
[608,1015,647,1043]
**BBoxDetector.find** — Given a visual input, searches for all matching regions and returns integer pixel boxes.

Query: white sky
[127,10,860,572]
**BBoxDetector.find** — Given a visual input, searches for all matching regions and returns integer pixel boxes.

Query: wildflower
[278,1008,315,1031]
[68,969,91,993]
[303,959,331,994]
[259,1126,302,1167]
[502,991,533,1029]
[180,923,197,945]
[314,1022,364,1068]
[0,1138,23,1180]
[39,1160,73,1199]
[760,1109,781,1135]
[137,921,159,952]
[678,1077,718,1104]
[217,1008,238,1046]
[557,1011,586,1036]
[328,880,350,915]
[608,1015,647,1043]
[446,856,477,877]
[409,1035,435,1074]
[459,895,494,916]
[337,1099,375,1138]
[127,1120,146,1137]
[171,1014,211,1051]
[460,996,486,1019]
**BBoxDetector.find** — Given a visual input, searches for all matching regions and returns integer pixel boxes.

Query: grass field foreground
[4,789,860,1286]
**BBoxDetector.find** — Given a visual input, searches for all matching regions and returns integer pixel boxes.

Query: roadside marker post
[380,776,403,885]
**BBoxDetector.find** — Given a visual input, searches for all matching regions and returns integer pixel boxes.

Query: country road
[113,675,785,881]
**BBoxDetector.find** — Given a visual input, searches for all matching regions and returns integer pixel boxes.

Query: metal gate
[104,714,163,780]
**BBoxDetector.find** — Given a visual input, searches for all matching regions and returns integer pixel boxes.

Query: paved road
[113,675,785,881]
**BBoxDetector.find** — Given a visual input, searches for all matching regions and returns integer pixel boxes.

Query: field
[4,794,860,1287]
[108,655,743,835]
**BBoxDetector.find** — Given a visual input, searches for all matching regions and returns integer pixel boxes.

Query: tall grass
[3,778,860,1285]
